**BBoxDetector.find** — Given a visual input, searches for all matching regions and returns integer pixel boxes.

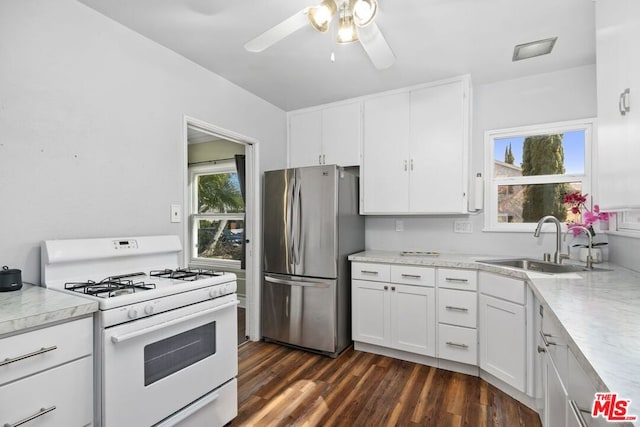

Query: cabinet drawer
[390,265,435,286]
[0,356,93,427]
[478,271,526,304]
[437,268,477,291]
[567,350,608,427]
[352,262,391,282]
[438,288,477,328]
[438,324,477,365]
[0,317,92,386]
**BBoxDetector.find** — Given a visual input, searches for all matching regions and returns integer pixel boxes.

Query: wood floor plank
[231,342,542,427]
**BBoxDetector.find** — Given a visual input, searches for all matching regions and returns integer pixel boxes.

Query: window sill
[605,229,640,239]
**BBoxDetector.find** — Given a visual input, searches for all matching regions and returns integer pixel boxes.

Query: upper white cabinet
[362,76,471,214]
[288,101,361,168]
[596,0,640,210]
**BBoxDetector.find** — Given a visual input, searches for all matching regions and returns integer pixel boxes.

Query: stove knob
[144,305,154,315]
[209,288,219,298]
[128,308,138,319]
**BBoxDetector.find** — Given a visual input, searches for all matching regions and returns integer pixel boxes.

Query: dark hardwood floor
[238,307,247,345]
[230,341,542,427]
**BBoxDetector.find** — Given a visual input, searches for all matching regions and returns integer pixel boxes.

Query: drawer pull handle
[569,400,589,427]
[0,346,58,367]
[445,306,469,312]
[401,274,421,279]
[446,342,469,349]
[360,270,379,275]
[4,405,56,427]
[539,330,556,347]
[445,277,468,283]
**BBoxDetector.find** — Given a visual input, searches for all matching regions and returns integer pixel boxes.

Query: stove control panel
[100,280,238,327]
[113,239,138,250]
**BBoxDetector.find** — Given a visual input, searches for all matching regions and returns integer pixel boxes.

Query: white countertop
[349,250,640,422]
[0,283,98,336]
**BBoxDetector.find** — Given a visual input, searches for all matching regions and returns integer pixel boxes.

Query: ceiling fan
[244,0,395,70]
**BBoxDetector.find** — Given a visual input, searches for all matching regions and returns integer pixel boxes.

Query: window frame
[616,211,640,233]
[188,161,244,268]
[483,118,594,233]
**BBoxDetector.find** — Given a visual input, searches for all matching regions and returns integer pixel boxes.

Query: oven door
[102,294,238,427]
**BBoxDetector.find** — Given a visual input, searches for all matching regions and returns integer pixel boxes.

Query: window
[617,210,640,233]
[484,119,593,232]
[189,161,244,266]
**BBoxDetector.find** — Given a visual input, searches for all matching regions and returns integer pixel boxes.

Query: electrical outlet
[395,220,404,232]
[454,220,472,233]
[170,204,182,223]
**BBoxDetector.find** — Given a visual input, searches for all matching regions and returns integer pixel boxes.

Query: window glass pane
[497,182,582,223]
[196,219,244,260]
[197,172,244,214]
[494,130,585,177]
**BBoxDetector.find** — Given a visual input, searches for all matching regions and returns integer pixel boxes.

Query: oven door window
[144,321,216,386]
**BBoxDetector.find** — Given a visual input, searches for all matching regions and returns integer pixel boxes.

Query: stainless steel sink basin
[477,258,611,274]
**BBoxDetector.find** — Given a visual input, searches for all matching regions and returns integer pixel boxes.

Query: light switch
[170,204,182,223]
[395,220,404,232]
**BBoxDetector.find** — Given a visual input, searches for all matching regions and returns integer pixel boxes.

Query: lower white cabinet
[544,352,568,427]
[352,262,436,357]
[352,279,436,356]
[479,272,527,393]
[0,316,94,427]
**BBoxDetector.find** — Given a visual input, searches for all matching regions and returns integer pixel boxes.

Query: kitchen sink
[477,258,611,274]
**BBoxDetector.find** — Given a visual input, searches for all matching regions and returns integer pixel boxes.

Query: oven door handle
[110,300,239,344]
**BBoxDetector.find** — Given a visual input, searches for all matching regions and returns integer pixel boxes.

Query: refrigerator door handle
[292,175,302,266]
[265,276,330,288]
[286,174,295,268]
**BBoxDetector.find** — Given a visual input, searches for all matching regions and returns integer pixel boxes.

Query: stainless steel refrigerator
[262,164,364,357]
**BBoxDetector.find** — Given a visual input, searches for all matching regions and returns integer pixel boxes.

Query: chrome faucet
[534,216,569,264]
[565,225,594,269]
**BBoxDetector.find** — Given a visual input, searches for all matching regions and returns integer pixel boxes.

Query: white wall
[366,65,598,257]
[0,0,287,283]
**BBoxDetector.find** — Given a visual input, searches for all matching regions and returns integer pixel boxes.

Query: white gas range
[41,235,238,427]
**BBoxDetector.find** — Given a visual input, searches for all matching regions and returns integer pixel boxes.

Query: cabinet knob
[383,285,388,290]
[537,345,547,354]
[391,286,396,291]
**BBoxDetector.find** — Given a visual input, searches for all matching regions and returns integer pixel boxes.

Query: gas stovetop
[63,268,227,299]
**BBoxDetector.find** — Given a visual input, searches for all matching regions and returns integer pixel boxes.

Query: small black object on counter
[0,265,23,292]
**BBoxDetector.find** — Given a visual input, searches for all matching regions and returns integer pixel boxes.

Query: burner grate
[65,273,156,298]
[150,268,225,281]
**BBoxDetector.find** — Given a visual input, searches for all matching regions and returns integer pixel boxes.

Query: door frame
[183,115,261,341]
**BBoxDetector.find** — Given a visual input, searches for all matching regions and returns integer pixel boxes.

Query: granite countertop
[349,250,640,421]
[0,283,98,336]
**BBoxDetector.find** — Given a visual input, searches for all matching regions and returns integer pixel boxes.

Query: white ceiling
[78,0,596,111]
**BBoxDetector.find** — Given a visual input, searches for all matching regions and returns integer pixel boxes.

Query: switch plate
[454,220,472,233]
[170,204,182,223]
[395,220,404,232]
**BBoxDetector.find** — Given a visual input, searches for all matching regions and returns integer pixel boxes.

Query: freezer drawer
[262,274,337,354]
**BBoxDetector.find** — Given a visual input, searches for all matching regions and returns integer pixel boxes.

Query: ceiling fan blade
[244,9,309,53]
[358,22,396,70]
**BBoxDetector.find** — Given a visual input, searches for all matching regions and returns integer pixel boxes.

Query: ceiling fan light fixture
[336,13,359,44]
[308,0,338,33]
[351,0,378,27]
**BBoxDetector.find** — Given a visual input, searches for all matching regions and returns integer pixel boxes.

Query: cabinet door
[596,0,640,210]
[289,110,322,167]
[479,294,526,392]
[544,353,568,427]
[322,102,361,166]
[409,80,468,213]
[352,279,390,346]
[390,284,436,356]
[362,92,410,213]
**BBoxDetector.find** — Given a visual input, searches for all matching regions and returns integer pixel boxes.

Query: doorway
[183,117,260,346]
